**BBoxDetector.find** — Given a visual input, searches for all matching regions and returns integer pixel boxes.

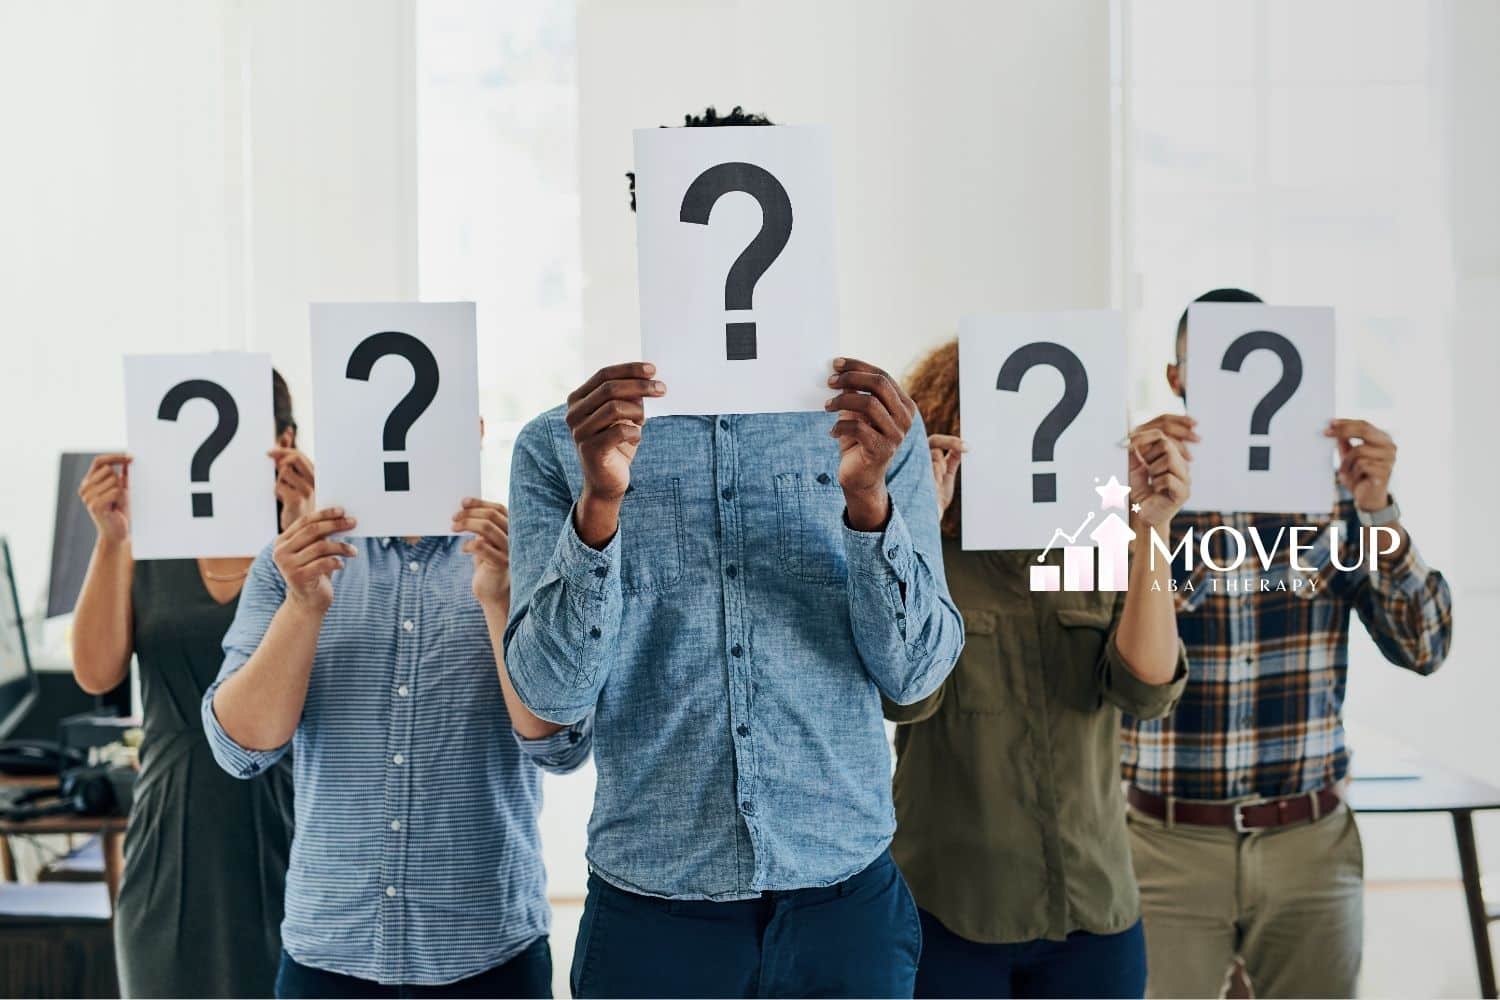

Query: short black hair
[1175,287,1263,362]
[272,368,296,438]
[627,105,775,211]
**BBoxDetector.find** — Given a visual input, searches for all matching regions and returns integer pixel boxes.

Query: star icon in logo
[1131,502,1142,514]
[1094,474,1131,511]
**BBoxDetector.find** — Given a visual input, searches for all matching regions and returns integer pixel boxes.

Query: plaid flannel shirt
[1121,486,1453,801]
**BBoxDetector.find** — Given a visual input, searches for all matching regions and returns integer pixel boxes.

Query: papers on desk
[0,881,110,920]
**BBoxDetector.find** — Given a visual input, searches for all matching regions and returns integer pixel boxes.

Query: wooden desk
[1350,760,1500,998]
[0,774,126,908]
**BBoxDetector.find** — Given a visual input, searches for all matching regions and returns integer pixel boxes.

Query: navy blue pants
[274,936,552,999]
[915,908,1146,999]
[571,850,922,998]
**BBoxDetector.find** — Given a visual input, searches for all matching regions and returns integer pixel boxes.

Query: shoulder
[513,404,568,466]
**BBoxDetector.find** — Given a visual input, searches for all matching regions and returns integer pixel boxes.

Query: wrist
[282,592,329,624]
[575,491,622,549]
[843,485,891,532]
[94,535,129,559]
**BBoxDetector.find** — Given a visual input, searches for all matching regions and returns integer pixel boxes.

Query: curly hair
[627,105,775,211]
[905,339,962,538]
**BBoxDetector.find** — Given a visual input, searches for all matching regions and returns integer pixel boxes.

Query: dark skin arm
[825,357,921,530]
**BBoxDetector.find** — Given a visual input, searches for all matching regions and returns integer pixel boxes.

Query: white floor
[545,882,1494,998]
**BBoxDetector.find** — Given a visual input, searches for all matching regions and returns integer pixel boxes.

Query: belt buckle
[1232,798,1264,833]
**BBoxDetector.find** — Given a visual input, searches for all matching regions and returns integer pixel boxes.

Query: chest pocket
[1050,604,1115,713]
[618,480,684,594]
[774,472,848,586]
[953,609,1032,715]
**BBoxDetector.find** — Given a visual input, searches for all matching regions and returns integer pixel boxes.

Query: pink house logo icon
[1030,475,1136,592]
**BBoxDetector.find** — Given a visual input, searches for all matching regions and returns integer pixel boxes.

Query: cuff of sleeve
[1375,535,1426,580]
[516,720,588,757]
[201,679,285,779]
[553,503,622,600]
[843,500,915,580]
[1105,634,1188,720]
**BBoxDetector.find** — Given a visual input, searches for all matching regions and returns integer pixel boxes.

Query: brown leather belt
[1128,784,1341,832]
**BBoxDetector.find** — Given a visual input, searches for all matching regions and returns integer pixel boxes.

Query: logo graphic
[1030,475,1137,592]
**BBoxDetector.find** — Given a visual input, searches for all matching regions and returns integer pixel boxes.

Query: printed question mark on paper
[344,331,441,492]
[1219,330,1302,471]
[156,379,240,518]
[996,343,1089,504]
[679,162,794,361]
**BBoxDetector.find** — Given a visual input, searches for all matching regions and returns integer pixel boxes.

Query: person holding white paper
[71,370,311,999]
[1121,288,1455,998]
[202,481,588,997]
[884,341,1189,999]
[504,106,962,999]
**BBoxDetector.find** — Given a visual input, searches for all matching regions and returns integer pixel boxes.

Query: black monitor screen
[0,538,38,739]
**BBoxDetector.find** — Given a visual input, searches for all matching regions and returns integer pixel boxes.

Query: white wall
[0,0,416,605]
[576,0,1113,382]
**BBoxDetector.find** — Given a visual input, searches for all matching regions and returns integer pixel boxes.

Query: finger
[79,468,120,499]
[927,434,966,454]
[459,497,507,514]
[453,517,508,550]
[272,450,316,483]
[86,454,132,476]
[1154,472,1189,501]
[579,421,642,455]
[567,363,658,406]
[452,511,509,537]
[83,485,124,510]
[1137,415,1200,442]
[1326,419,1391,446]
[287,539,358,570]
[943,449,963,477]
[282,511,354,550]
[292,556,345,581]
[570,397,648,439]
[827,370,913,429]
[825,391,902,441]
[463,538,510,568]
[830,418,886,454]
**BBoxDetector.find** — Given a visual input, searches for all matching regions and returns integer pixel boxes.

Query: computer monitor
[47,452,104,618]
[0,538,39,740]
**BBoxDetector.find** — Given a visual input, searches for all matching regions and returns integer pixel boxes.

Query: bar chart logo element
[1029,474,1136,592]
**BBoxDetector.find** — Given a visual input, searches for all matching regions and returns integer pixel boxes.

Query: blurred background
[0,1,1495,995]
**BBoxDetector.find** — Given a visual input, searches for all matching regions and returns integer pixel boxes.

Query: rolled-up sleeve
[515,715,594,775]
[504,415,624,726]
[201,546,292,778]
[845,413,965,704]
[1101,631,1187,719]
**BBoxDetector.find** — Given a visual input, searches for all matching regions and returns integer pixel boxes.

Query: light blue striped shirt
[203,535,591,986]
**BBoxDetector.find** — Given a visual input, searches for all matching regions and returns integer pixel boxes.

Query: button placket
[713,416,761,889]
[381,541,424,969]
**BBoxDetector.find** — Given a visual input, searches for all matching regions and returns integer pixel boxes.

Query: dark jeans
[274,936,552,999]
[915,908,1146,999]
[571,849,921,998]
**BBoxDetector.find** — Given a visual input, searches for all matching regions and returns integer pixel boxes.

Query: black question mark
[996,343,1090,504]
[157,379,240,518]
[345,331,441,492]
[1219,330,1302,471]
[679,162,794,361]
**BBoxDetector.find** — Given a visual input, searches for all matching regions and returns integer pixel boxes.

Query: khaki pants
[1128,801,1364,999]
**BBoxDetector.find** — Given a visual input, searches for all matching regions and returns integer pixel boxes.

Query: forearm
[1115,524,1180,685]
[212,599,323,751]
[483,600,566,740]
[71,539,133,694]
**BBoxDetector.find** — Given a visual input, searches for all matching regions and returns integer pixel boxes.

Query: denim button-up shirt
[203,536,592,985]
[504,408,964,900]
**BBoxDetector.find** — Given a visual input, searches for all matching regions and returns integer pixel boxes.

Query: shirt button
[589,626,602,639]
[741,800,756,815]
[731,644,743,658]
[816,472,831,485]
[887,548,900,560]
[402,619,414,632]
[725,564,738,579]
[397,684,409,697]
[392,753,405,766]
[390,819,401,832]
[386,886,397,898]
[719,419,730,431]
[592,565,609,578]
[736,724,749,737]
[408,561,420,573]
[721,487,735,501]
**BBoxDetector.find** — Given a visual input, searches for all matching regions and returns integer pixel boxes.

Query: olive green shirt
[886,541,1187,944]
